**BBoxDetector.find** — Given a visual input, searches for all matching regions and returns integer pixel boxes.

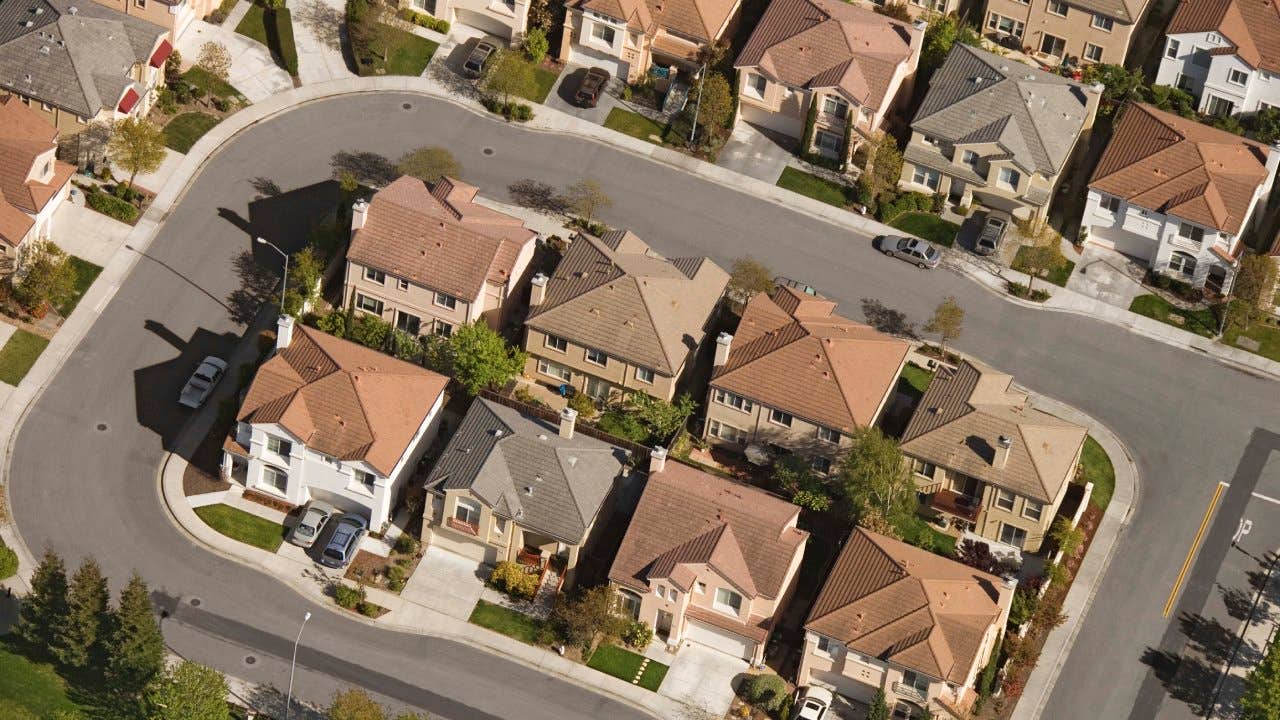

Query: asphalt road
[8,92,1280,719]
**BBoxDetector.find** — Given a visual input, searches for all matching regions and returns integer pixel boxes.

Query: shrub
[1050,517,1085,557]
[744,673,787,712]
[213,96,232,112]
[270,7,299,76]
[622,620,653,649]
[397,7,450,31]
[394,533,419,555]
[1145,269,1201,302]
[1006,281,1050,302]
[0,542,17,580]
[510,103,534,122]
[86,191,139,222]
[567,391,596,418]
[333,583,365,609]
[1009,588,1040,626]
[386,564,407,592]
[490,560,539,600]
[156,88,178,114]
[358,601,380,617]
[524,27,548,63]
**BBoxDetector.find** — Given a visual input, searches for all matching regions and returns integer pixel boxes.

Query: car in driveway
[975,210,1011,256]
[320,514,368,568]
[179,356,228,409]
[288,500,336,549]
[463,41,497,78]
[575,67,611,108]
[795,686,833,720]
[876,235,942,269]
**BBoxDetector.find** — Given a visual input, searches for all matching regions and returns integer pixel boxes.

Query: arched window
[1169,251,1197,277]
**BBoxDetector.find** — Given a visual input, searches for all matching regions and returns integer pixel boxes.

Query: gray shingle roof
[911,45,1093,177]
[425,399,630,544]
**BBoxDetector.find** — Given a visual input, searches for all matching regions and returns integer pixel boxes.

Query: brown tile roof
[0,96,74,247]
[609,460,808,601]
[712,287,909,433]
[1090,104,1272,235]
[237,325,449,476]
[1167,0,1280,74]
[526,231,728,375]
[347,176,536,301]
[899,361,1086,503]
[576,0,739,43]
[806,528,1010,684]
[734,0,918,112]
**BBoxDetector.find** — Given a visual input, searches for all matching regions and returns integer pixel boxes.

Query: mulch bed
[242,488,294,513]
[183,465,230,496]
[343,544,424,594]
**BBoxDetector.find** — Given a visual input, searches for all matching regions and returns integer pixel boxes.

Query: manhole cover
[189,598,201,607]
[244,655,257,666]
[95,423,108,432]
[401,102,412,110]
[482,147,494,156]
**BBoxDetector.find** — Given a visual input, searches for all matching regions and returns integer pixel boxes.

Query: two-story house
[1155,0,1280,117]
[899,44,1102,220]
[523,229,728,403]
[398,0,531,46]
[90,0,213,40]
[559,0,740,84]
[899,360,1086,555]
[982,0,1149,67]
[0,96,76,258]
[221,316,450,531]
[703,286,909,473]
[344,176,538,338]
[1083,103,1279,292]
[733,0,924,166]
[422,398,633,586]
[608,451,808,663]
[799,527,1013,719]
[0,0,170,133]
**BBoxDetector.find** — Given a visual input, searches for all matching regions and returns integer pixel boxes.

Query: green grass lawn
[901,520,957,557]
[469,600,545,643]
[55,256,104,318]
[604,108,666,144]
[193,504,285,552]
[897,362,934,398]
[889,212,960,248]
[776,167,856,208]
[358,25,438,76]
[587,645,669,691]
[1076,435,1115,511]
[0,643,86,717]
[235,3,269,44]
[236,4,297,75]
[1224,319,1280,362]
[522,65,560,104]
[1128,294,1220,338]
[0,330,49,385]
[164,112,221,153]
[182,66,242,100]
[1012,246,1076,286]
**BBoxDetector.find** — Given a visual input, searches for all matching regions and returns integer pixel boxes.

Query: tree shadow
[331,150,398,188]
[1141,611,1264,716]
[507,179,569,216]
[1219,582,1263,622]
[250,176,282,197]
[291,0,343,50]
[860,298,916,338]
[227,250,280,325]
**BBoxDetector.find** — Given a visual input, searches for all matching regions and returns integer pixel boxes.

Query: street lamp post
[284,610,311,720]
[256,237,289,312]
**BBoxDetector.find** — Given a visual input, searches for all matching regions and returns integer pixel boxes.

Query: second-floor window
[356,294,383,314]
[901,670,931,695]
[911,458,936,478]
[1165,38,1180,59]
[1084,43,1103,62]
[961,149,979,168]
[713,389,754,413]
[1023,499,1044,521]
[364,267,386,284]
[635,366,654,384]
[714,588,742,615]
[1228,69,1249,86]
[745,72,767,99]
[267,436,292,458]
[356,470,376,489]
[822,95,849,119]
[585,348,608,366]
[397,278,410,291]
[590,22,615,45]
[816,426,840,444]
[997,167,1021,191]
[1178,222,1205,244]
[454,497,481,527]
[434,291,457,310]
[1047,0,1067,15]
[1100,194,1121,213]
[1091,13,1113,31]
[544,334,568,352]
[769,408,794,427]
[994,489,1016,511]
[815,634,835,656]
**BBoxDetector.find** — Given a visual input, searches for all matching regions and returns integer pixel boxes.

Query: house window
[911,458,936,478]
[635,366,654,384]
[987,13,1024,37]
[434,320,454,337]
[1176,73,1196,93]
[1169,251,1198,277]
[714,588,742,615]
[135,0,145,7]
[544,334,568,352]
[1047,0,1067,15]
[617,589,641,619]
[494,517,507,534]
[745,72,767,99]
[814,130,842,156]
[1084,43,1103,62]
[1228,69,1249,86]
[902,670,930,695]
[1039,33,1066,57]
[994,489,1016,511]
[1178,223,1205,244]
[656,584,667,599]
[261,465,288,493]
[921,135,939,146]
[822,95,849,119]
[811,457,833,474]
[396,311,421,336]
[912,166,940,190]
[453,497,481,526]
[1023,499,1044,521]
[590,22,616,46]
[584,348,608,366]
[1100,194,1121,213]
[768,408,794,427]
[815,634,834,656]
[356,293,383,315]
[1207,32,1223,44]
[1206,95,1235,116]
[961,150,979,168]
[397,278,409,291]
[712,389,754,413]
[585,377,611,401]
[266,436,292,458]
[40,102,52,112]
[695,582,706,594]
[1090,13,1113,31]
[356,470,377,489]
[999,523,1028,548]
[537,358,572,382]
[708,419,748,445]
[364,267,386,284]
[998,167,1021,190]
[434,291,457,310]
[816,426,840,444]
[1165,38,1180,59]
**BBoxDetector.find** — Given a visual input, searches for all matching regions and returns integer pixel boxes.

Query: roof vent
[524,485,534,495]
[68,4,77,13]
[34,6,43,13]
[493,428,504,438]
[534,475,543,482]
[39,45,49,54]
[567,456,578,467]
[928,406,939,414]
[538,433,548,441]
[23,19,34,26]
[23,73,31,83]
[463,447,472,454]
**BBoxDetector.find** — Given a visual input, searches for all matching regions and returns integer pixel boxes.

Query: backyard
[0,329,49,385]
[897,362,934,399]
[1128,295,1220,338]
[776,167,856,208]
[586,645,668,691]
[604,108,666,144]
[193,503,286,552]
[889,212,959,248]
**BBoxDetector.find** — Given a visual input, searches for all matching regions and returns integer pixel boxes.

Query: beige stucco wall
[702,386,853,467]
[426,488,585,570]
[91,0,214,39]
[984,0,1140,66]
[343,260,479,334]
[522,326,680,401]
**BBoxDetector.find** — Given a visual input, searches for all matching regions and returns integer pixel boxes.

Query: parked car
[575,67,611,108]
[179,356,229,409]
[463,41,497,78]
[795,686,833,720]
[774,275,818,296]
[975,210,1011,256]
[288,500,337,549]
[876,235,942,269]
[320,514,368,568]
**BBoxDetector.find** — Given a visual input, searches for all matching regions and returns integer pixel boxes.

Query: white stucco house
[1082,103,1279,292]
[1154,0,1280,117]
[398,0,532,45]
[221,316,450,531]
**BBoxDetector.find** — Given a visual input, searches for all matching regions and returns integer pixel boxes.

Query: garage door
[567,46,629,82]
[1087,225,1157,262]
[307,489,372,521]
[454,10,514,41]
[740,102,803,138]
[684,620,754,660]
[811,668,877,704]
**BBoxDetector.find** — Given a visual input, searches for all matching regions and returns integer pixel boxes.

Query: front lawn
[1076,435,1115,511]
[193,503,285,552]
[897,362,934,398]
[236,3,298,75]
[604,108,665,144]
[776,167,856,208]
[55,256,103,318]
[1224,319,1280,363]
[164,112,221,153]
[1012,246,1076,286]
[1128,294,1220,338]
[0,643,86,717]
[357,25,438,76]
[0,330,48,385]
[469,600,544,644]
[889,212,959,248]
[587,645,668,691]
[521,65,560,104]
[182,66,242,100]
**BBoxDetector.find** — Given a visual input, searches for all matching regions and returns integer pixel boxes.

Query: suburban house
[899,360,1086,555]
[899,44,1102,219]
[733,0,925,165]
[702,286,910,473]
[0,96,75,258]
[608,451,808,663]
[0,0,170,133]
[1154,0,1280,117]
[1082,103,1279,293]
[89,0,213,40]
[798,527,1014,719]
[221,316,450,531]
[982,0,1149,67]
[422,398,633,586]
[344,176,538,338]
[558,0,740,84]
[398,0,530,45]
[522,229,728,403]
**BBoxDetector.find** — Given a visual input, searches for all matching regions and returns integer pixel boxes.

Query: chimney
[276,314,294,351]
[995,435,1013,469]
[714,332,733,366]
[351,199,370,231]
[650,446,667,474]
[530,273,549,306]
[1083,82,1105,130]
[559,407,578,439]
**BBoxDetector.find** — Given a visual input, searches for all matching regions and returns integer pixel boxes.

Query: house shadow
[133,321,243,454]
[1140,609,1265,717]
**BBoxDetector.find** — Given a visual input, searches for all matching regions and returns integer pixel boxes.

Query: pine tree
[1244,640,1280,720]
[55,557,111,669]
[16,549,69,652]
[106,573,165,699]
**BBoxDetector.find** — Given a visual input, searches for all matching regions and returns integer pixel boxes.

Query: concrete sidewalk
[175,18,294,103]
[291,0,356,85]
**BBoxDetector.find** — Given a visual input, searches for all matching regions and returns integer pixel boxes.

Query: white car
[179,356,229,409]
[795,686,833,720]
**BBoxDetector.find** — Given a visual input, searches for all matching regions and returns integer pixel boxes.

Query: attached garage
[739,101,803,138]
[306,489,372,521]
[452,9,514,42]
[683,620,755,660]
[426,525,499,564]
[1086,225,1157,263]
[566,46,630,83]
[811,668,877,704]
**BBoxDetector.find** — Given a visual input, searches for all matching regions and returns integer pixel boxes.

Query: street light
[256,237,289,312]
[284,610,311,720]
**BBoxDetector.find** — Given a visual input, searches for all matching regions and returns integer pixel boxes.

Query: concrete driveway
[51,201,132,267]
[400,545,487,620]
[544,64,621,125]
[658,643,744,716]
[717,122,795,183]
[1066,244,1148,310]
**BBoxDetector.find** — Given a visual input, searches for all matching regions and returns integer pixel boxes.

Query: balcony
[446,517,479,536]
[818,111,848,129]
[930,490,982,522]
[1122,211,1162,237]
[893,682,929,704]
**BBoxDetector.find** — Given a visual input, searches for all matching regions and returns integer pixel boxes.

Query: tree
[164,49,184,86]
[389,329,421,361]
[1248,106,1280,144]
[108,117,166,190]
[726,255,774,307]
[14,240,78,312]
[1144,84,1197,118]
[743,674,787,712]
[1212,114,1246,136]
[483,50,537,106]
[1081,64,1144,114]
[920,14,981,72]
[1229,254,1278,330]
[449,322,528,395]
[1018,241,1066,294]
[863,133,904,207]
[923,296,963,355]
[773,455,831,512]
[1243,639,1280,720]
[694,72,734,139]
[622,391,696,442]
[523,27,549,64]
[145,660,232,720]
[550,585,628,650]
[694,39,730,71]
[396,147,460,183]
[283,246,324,317]
[1049,517,1085,557]
[838,428,915,536]
[956,539,1004,574]
[55,557,111,670]
[563,179,612,226]
[868,690,890,720]
[328,689,386,720]
[15,549,69,650]
[873,1,912,20]
[196,41,232,82]
[106,573,165,700]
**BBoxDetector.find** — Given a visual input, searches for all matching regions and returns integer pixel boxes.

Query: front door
[655,610,673,640]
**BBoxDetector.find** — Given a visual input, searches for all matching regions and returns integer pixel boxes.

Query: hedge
[267,7,298,76]
[86,190,139,223]
[0,541,17,580]
[877,191,935,223]
[397,7,450,33]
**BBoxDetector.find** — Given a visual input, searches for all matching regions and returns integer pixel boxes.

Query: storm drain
[189,598,202,608]
[95,423,108,432]
[402,102,412,110]
[244,655,257,666]
[482,147,494,156]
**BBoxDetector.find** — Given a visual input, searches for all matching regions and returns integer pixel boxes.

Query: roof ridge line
[628,273,676,371]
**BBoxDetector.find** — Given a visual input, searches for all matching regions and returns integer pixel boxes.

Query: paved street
[7,92,1280,719]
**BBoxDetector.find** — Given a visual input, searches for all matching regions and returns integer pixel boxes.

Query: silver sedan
[877,234,942,269]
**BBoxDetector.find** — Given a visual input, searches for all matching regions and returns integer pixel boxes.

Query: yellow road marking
[1163,482,1226,617]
